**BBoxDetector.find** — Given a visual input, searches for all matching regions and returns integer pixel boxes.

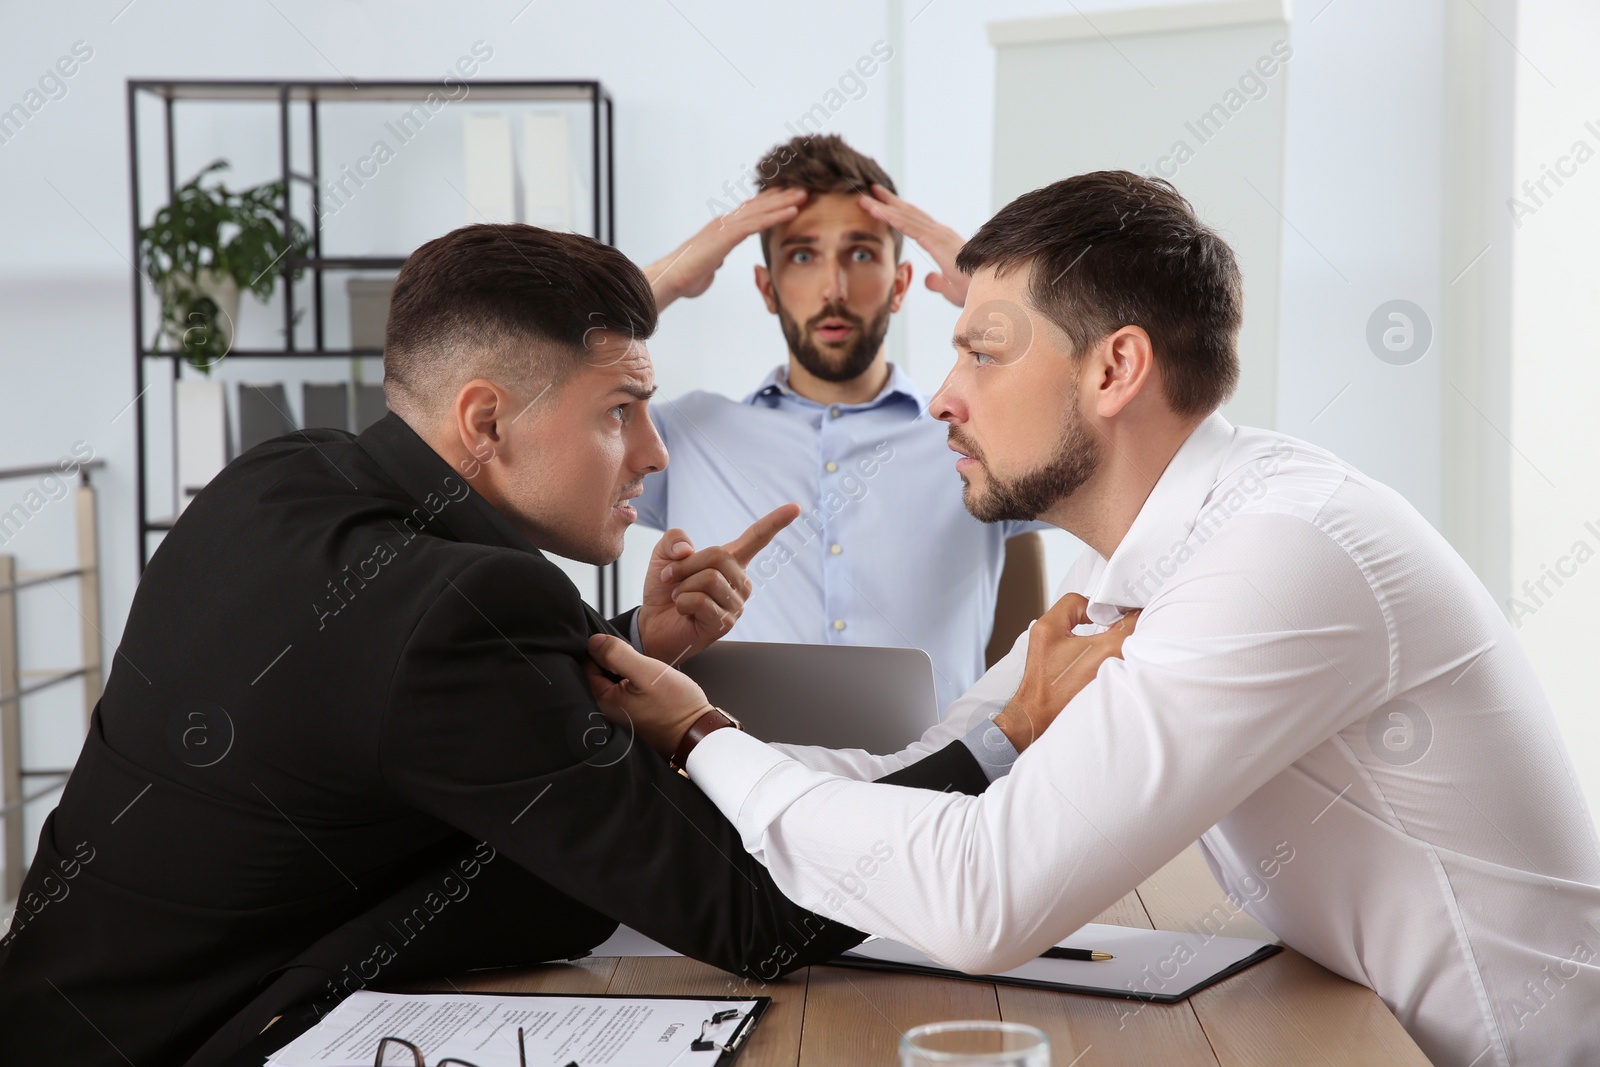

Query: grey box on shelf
[355,383,388,431]
[347,277,396,350]
[303,382,351,432]
[238,383,296,454]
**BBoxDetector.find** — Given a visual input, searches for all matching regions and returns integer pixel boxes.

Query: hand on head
[857,182,970,308]
[992,594,1140,753]
[645,187,808,308]
[645,181,972,312]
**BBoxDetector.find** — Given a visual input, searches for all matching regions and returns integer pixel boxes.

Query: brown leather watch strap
[671,706,741,772]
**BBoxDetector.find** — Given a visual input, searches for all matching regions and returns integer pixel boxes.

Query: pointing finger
[724,503,802,566]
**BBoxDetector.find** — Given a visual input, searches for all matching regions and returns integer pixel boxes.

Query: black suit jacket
[0,413,988,1065]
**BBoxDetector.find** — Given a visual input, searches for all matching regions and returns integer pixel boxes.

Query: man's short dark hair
[383,224,657,417]
[956,171,1242,418]
[752,133,904,263]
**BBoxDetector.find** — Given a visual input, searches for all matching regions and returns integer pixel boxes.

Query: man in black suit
[0,225,991,1065]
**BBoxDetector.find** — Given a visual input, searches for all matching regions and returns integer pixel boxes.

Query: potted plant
[138,159,309,371]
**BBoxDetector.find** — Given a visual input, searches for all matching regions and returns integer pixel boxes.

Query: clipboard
[259,989,772,1067]
[518,992,772,1064]
[680,993,768,1063]
[830,923,1283,1005]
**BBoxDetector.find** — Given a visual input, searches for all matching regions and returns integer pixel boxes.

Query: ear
[1088,326,1157,419]
[753,264,778,314]
[453,379,511,470]
[889,258,913,313]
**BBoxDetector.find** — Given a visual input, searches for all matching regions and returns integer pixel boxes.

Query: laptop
[680,640,940,753]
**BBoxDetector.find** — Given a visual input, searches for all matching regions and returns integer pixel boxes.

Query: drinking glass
[899,1020,1050,1067]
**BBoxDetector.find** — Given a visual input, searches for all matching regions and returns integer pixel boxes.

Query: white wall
[1272,0,1446,521]
[1509,0,1600,814]
[987,4,1292,435]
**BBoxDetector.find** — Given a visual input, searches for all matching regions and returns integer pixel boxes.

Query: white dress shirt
[635,364,1041,711]
[687,414,1600,1067]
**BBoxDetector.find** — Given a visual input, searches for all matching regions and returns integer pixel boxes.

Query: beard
[777,295,893,384]
[953,396,1102,523]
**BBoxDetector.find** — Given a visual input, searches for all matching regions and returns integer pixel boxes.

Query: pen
[1040,946,1114,962]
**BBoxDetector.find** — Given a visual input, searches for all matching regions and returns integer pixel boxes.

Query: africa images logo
[1366,300,1433,367]
[167,700,236,768]
[1364,698,1432,767]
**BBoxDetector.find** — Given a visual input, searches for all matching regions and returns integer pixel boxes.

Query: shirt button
[833,619,846,631]
[830,406,842,419]
[830,543,842,555]
[825,461,838,473]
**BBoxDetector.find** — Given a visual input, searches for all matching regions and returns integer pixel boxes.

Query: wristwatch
[670,706,743,774]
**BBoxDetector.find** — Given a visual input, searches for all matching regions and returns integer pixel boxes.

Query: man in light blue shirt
[639,135,1041,713]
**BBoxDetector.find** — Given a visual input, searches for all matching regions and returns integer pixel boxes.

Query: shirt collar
[744,361,926,413]
[1086,412,1238,623]
[355,412,539,554]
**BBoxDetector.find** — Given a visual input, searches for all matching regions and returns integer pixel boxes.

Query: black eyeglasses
[375,1025,527,1067]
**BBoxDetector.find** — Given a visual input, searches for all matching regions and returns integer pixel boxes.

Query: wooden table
[435,846,1431,1065]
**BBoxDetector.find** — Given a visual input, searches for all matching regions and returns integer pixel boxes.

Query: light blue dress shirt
[637,363,1038,714]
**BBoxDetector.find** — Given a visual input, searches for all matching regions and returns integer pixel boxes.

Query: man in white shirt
[588,170,1600,1066]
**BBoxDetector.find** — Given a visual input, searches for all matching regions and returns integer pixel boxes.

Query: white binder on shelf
[174,378,228,514]
[463,113,516,223]
[522,111,573,231]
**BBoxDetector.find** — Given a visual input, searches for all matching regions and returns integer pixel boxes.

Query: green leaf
[138,157,311,363]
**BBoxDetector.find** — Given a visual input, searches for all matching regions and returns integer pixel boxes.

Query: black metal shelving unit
[127,78,622,613]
